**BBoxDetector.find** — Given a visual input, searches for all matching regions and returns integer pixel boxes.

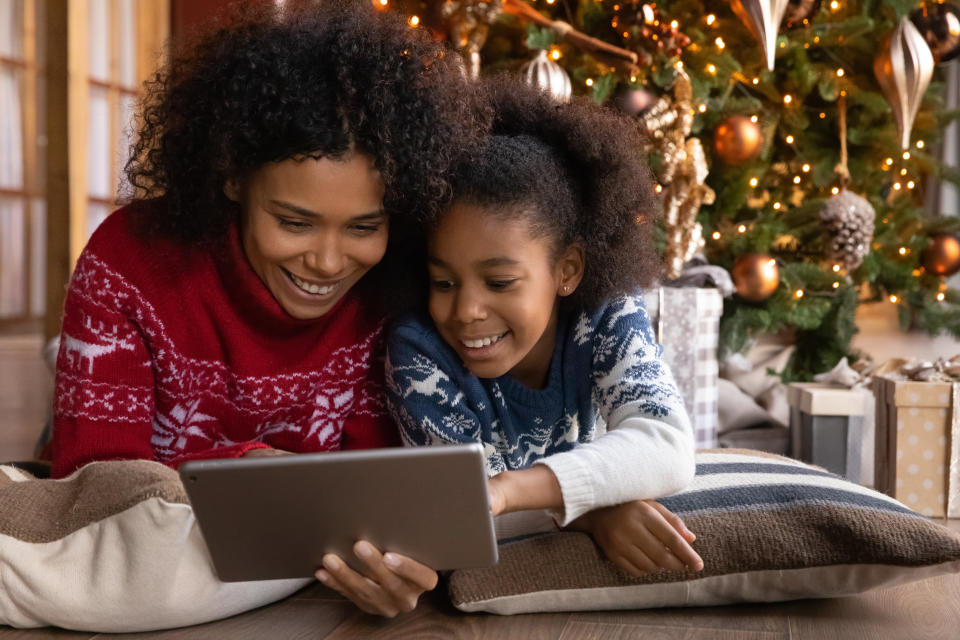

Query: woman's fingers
[382,551,440,591]
[316,554,399,617]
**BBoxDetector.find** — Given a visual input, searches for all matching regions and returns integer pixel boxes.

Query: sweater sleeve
[384,320,504,471]
[536,295,695,525]
[50,251,267,478]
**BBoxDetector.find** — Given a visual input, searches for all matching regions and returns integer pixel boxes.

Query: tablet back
[180,444,498,581]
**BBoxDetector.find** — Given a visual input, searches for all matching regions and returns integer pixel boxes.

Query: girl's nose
[453,287,487,323]
[304,233,345,276]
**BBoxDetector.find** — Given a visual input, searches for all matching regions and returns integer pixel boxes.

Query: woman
[48,0,486,617]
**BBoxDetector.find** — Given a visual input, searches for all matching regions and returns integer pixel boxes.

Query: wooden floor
[2,332,959,639]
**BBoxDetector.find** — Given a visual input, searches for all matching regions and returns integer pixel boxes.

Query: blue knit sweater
[385,294,695,525]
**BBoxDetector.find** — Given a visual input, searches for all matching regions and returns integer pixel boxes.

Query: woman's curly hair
[124,0,488,307]
[442,76,662,312]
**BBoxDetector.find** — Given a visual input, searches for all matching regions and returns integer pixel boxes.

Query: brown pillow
[449,449,960,614]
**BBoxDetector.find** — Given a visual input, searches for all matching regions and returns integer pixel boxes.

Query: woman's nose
[303,233,345,276]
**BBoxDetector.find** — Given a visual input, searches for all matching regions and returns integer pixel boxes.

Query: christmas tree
[387,0,960,380]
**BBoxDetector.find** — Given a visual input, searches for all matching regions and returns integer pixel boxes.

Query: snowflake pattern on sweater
[385,294,688,476]
[51,206,397,477]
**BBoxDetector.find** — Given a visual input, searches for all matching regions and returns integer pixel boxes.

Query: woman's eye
[278,218,310,231]
[350,224,383,235]
[487,279,516,291]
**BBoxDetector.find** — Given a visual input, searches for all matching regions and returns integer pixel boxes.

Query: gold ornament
[922,233,960,277]
[730,0,790,71]
[873,18,935,150]
[520,50,572,102]
[732,253,780,302]
[911,3,960,63]
[443,0,503,79]
[783,0,822,29]
[713,115,764,165]
[639,72,715,278]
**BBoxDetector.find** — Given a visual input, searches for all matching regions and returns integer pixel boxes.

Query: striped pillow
[448,449,960,614]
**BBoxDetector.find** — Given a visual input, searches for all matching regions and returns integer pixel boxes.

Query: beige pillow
[0,461,310,632]
[449,449,960,614]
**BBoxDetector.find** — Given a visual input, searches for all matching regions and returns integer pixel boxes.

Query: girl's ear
[223,178,241,203]
[556,243,585,297]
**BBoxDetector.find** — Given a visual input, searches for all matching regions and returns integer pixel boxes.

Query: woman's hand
[568,499,704,577]
[314,541,438,617]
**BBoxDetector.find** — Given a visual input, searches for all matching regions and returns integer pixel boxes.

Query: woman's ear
[556,243,585,297]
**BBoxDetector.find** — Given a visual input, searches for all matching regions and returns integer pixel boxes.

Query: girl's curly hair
[442,77,662,312]
[124,0,488,311]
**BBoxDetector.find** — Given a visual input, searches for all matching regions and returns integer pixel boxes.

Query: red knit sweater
[50,204,400,478]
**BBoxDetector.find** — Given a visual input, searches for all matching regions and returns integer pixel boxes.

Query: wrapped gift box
[786,382,871,484]
[873,374,960,518]
[643,287,723,449]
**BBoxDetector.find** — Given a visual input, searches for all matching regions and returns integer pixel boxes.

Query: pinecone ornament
[819,191,876,270]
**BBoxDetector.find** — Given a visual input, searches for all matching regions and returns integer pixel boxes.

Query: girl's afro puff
[447,76,662,312]
[124,0,488,243]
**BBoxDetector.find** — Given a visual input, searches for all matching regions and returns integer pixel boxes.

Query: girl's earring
[561,285,570,295]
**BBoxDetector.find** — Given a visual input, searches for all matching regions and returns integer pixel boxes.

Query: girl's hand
[487,466,563,517]
[569,500,704,577]
[314,541,438,618]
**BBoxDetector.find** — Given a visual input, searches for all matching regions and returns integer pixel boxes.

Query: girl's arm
[532,295,696,525]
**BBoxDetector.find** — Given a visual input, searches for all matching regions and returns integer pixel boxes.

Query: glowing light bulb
[706,14,716,25]
[907,180,916,189]
[917,140,925,149]
[655,184,663,193]
[938,292,946,302]
[831,187,840,194]
[706,64,717,74]
[783,94,793,104]
[550,48,562,60]
[889,295,898,303]
[671,20,679,29]
[819,112,826,119]
[830,0,840,9]
[773,202,782,210]
[585,78,594,87]
[750,115,759,123]
[836,68,844,77]
[893,182,902,190]
[900,168,908,176]
[802,164,811,172]
[738,224,747,233]
[716,37,725,49]
[885,157,894,166]
[833,281,840,288]
[749,177,759,187]
[795,289,804,298]
[794,176,802,184]
[408,15,419,26]
[712,231,721,240]
[752,77,759,85]
[698,103,707,113]
[903,151,911,160]
[833,264,841,272]
[785,135,795,144]
[898,246,908,255]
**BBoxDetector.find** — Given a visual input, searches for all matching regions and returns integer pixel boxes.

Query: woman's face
[230,154,388,320]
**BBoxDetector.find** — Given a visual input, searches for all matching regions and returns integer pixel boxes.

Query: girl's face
[427,201,583,389]
[229,154,388,320]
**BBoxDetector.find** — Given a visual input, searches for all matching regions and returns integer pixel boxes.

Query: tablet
[179,443,498,582]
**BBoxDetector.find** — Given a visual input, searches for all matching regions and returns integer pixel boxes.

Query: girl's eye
[430,279,455,292]
[487,279,517,291]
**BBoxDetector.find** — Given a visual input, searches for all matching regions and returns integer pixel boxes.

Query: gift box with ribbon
[873,356,960,518]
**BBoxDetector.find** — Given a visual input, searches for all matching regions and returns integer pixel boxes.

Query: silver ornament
[873,18,935,150]
[730,0,791,71]
[819,191,876,270]
[519,50,572,102]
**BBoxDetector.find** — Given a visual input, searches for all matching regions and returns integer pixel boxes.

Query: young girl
[386,79,703,576]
